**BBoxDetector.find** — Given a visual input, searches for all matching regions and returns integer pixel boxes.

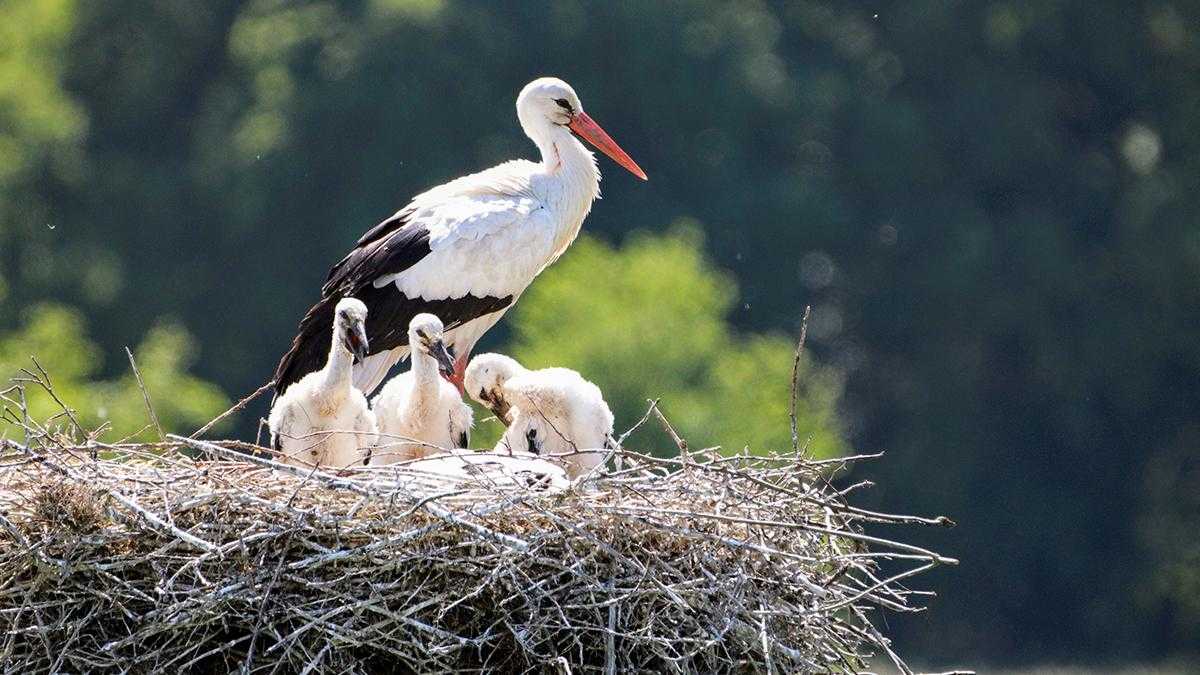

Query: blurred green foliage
[0,0,226,441]
[0,0,85,186]
[507,228,845,458]
[0,305,228,440]
[0,0,87,310]
[0,0,1197,666]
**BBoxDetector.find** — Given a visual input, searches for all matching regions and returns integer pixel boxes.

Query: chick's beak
[431,339,456,377]
[345,323,369,363]
[490,398,513,427]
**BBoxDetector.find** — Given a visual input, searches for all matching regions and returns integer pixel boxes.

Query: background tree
[502,227,846,459]
[0,304,228,440]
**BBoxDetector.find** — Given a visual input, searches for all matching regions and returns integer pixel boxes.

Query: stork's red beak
[569,111,648,181]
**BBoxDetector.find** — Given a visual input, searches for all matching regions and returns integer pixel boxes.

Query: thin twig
[789,305,811,454]
[650,400,688,456]
[107,488,216,553]
[28,357,83,434]
[191,380,275,439]
[125,347,164,442]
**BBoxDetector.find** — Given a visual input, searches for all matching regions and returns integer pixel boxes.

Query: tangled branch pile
[0,383,955,673]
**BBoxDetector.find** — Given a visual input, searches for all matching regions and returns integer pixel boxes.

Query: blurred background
[2,0,1197,670]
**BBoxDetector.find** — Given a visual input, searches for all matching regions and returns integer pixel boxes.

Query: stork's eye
[554,98,572,112]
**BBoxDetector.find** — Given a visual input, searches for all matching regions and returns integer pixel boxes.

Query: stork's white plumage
[370,313,473,464]
[268,298,378,468]
[465,353,615,479]
[274,77,646,397]
[395,450,571,493]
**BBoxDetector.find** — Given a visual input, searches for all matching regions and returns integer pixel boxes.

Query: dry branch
[125,346,164,442]
[789,305,812,454]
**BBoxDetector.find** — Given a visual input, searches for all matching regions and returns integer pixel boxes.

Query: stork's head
[464,353,525,424]
[334,297,369,362]
[408,313,455,377]
[516,77,647,181]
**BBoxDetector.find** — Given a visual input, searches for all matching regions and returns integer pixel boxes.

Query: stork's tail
[352,349,404,395]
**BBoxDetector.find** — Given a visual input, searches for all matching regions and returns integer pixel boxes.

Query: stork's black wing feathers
[273,293,342,396]
[355,205,415,247]
[322,210,429,294]
[273,211,513,395]
[275,212,431,394]
[352,282,513,361]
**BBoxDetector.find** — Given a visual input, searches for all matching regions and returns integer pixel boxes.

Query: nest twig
[0,372,956,674]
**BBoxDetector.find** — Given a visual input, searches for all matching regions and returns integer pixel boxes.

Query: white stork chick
[465,354,614,479]
[268,297,377,468]
[273,77,646,398]
[370,313,473,464]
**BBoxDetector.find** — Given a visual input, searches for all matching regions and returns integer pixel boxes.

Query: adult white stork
[273,77,646,397]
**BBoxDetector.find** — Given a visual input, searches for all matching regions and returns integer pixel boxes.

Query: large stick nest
[0,372,955,673]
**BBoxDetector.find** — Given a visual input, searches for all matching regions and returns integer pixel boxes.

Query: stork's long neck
[321,332,354,394]
[401,343,442,424]
[531,126,601,254]
[410,344,441,393]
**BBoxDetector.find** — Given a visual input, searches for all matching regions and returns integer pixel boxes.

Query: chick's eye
[554,98,572,112]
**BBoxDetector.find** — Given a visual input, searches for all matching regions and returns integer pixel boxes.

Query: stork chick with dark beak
[342,310,370,364]
[370,314,473,464]
[268,298,379,468]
